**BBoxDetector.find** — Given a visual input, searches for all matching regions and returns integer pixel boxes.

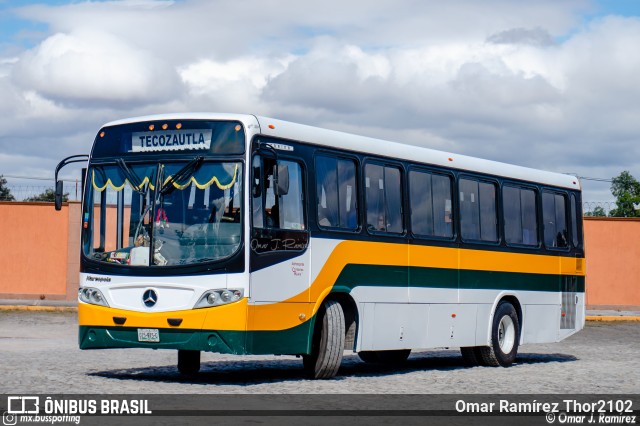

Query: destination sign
[131,130,213,152]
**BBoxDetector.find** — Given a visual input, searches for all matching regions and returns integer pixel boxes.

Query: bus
[54,113,585,379]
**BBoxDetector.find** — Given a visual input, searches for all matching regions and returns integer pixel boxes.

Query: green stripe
[335,264,585,293]
[79,319,314,355]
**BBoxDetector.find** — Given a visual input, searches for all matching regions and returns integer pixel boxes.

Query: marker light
[99,131,105,138]
[149,124,155,131]
[162,123,168,130]
[268,124,275,129]
[235,125,241,131]
[176,123,182,129]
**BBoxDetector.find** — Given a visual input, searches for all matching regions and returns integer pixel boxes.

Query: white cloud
[11,28,181,105]
[0,0,638,202]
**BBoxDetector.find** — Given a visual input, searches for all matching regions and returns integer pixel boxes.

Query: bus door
[247,150,311,353]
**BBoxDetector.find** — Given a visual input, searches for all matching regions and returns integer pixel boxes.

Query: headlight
[194,289,243,309]
[78,287,109,307]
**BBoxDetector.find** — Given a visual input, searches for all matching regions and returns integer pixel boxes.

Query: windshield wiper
[116,158,146,195]
[160,156,204,195]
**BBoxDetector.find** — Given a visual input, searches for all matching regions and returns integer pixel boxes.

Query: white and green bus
[55,113,585,379]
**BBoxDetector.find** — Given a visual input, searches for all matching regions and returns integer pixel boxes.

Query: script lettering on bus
[131,130,213,152]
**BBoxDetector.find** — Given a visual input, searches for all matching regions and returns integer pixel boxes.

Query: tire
[460,347,484,366]
[303,300,345,379]
[177,350,201,375]
[479,301,520,367]
[358,350,411,364]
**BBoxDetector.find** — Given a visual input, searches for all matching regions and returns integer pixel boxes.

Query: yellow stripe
[79,240,586,332]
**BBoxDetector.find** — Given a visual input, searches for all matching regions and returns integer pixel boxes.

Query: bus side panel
[521,304,560,344]
[356,302,429,351]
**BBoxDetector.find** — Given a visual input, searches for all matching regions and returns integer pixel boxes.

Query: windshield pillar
[116,190,124,249]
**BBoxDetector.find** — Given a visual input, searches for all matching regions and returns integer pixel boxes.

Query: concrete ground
[0,309,638,394]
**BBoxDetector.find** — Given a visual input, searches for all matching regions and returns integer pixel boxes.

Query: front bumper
[78,301,314,355]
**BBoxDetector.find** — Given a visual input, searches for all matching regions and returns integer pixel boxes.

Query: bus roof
[102,113,580,191]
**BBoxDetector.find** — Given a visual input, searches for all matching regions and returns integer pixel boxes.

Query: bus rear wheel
[479,301,520,367]
[177,350,201,375]
[358,350,411,364]
[303,300,345,379]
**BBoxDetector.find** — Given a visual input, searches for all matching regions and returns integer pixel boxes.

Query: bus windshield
[82,160,242,267]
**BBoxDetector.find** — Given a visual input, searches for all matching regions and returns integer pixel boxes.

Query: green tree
[25,188,69,202]
[586,205,607,217]
[0,175,15,201]
[610,171,640,217]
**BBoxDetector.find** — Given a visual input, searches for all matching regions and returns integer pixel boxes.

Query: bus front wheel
[178,349,201,375]
[479,301,520,367]
[303,300,345,379]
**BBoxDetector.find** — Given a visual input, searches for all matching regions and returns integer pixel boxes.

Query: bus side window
[542,191,568,248]
[570,194,581,248]
[503,186,538,246]
[409,170,453,238]
[460,178,497,242]
[254,156,305,231]
[316,155,358,230]
[365,163,403,233]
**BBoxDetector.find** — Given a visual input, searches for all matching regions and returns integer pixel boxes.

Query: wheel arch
[311,290,359,352]
[484,292,523,345]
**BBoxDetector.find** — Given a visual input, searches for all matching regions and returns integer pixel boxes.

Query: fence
[583,201,618,217]
[0,181,83,202]
[0,178,623,216]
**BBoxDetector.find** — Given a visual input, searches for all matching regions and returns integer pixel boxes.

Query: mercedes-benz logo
[142,289,158,308]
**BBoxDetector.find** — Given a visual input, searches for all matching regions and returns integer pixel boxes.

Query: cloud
[0,0,638,203]
[487,27,556,47]
[11,28,181,106]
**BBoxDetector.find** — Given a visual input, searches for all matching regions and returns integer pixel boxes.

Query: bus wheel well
[323,293,358,351]
[498,295,522,332]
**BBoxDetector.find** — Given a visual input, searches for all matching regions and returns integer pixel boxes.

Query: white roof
[102,113,580,191]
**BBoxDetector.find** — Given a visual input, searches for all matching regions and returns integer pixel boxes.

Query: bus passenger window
[316,155,357,230]
[409,170,453,238]
[542,191,568,248]
[365,163,403,233]
[503,186,538,246]
[570,194,581,248]
[460,178,497,242]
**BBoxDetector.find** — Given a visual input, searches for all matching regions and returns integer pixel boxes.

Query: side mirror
[274,163,289,196]
[54,180,64,211]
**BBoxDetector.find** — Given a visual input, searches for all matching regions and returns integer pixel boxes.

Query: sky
[1,0,640,203]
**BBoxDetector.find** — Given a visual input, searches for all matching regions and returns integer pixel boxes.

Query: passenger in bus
[556,231,568,248]
[318,206,332,227]
[266,204,279,228]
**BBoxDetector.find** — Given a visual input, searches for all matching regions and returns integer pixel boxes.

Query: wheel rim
[498,315,515,353]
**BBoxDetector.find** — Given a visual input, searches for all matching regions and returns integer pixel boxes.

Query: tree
[585,206,607,217]
[25,188,69,203]
[609,171,640,217]
[0,175,15,201]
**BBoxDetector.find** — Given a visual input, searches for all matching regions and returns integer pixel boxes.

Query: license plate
[137,328,160,342]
